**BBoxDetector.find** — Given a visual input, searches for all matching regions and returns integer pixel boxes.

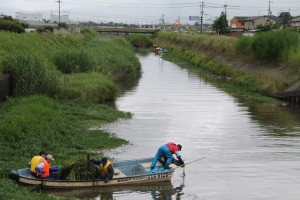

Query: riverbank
[154,31,300,105]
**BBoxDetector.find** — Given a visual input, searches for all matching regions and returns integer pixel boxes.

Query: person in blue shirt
[151,142,184,170]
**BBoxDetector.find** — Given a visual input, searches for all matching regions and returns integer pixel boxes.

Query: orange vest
[36,158,50,178]
[166,142,179,153]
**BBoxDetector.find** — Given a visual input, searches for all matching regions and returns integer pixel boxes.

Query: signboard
[189,16,199,21]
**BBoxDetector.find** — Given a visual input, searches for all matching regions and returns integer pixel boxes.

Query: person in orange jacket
[35,154,60,179]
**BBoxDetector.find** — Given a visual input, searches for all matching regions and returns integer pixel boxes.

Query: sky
[1,0,300,24]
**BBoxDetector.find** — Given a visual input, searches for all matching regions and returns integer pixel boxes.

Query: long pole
[173,157,206,170]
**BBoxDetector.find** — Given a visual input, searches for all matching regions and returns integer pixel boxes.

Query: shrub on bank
[252,30,300,61]
[1,54,60,97]
[86,37,141,81]
[59,73,118,103]
[126,34,153,48]
[54,48,95,73]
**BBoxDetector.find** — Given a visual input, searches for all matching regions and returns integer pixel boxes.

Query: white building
[50,14,70,23]
[15,12,43,22]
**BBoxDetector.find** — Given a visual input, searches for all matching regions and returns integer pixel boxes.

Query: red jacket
[166,142,179,154]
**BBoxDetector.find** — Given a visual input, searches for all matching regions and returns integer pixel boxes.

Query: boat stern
[9,169,20,182]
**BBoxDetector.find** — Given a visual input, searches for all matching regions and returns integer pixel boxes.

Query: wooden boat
[10,157,174,188]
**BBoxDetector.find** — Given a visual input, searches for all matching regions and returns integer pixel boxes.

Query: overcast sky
[1,0,300,24]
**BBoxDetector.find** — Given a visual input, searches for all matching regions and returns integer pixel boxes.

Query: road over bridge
[94,27,158,35]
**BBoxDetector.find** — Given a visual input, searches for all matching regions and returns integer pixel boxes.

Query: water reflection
[43,182,181,200]
[246,102,300,136]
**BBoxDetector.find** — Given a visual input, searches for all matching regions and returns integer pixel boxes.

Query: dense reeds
[0,31,141,100]
[59,73,118,103]
[126,33,153,48]
[236,30,300,62]
[2,54,60,97]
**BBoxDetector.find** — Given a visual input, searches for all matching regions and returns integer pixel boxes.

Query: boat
[9,157,174,188]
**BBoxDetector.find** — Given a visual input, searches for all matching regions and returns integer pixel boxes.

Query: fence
[0,74,10,101]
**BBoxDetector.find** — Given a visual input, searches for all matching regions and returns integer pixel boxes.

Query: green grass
[59,73,118,103]
[126,34,153,48]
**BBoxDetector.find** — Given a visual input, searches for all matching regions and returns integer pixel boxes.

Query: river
[66,52,300,200]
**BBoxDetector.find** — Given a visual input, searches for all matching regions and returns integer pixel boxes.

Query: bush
[2,54,60,97]
[252,30,300,61]
[59,73,118,103]
[54,48,95,73]
[126,34,153,48]
[235,36,254,54]
[0,18,25,33]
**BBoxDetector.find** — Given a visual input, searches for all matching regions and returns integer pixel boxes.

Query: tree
[58,22,68,29]
[212,11,229,34]
[279,12,292,28]
[0,15,26,33]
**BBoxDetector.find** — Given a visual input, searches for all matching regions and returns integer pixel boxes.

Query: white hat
[46,154,54,160]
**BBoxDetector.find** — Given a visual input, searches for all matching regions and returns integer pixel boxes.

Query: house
[230,16,250,32]
[289,16,300,28]
[243,15,282,30]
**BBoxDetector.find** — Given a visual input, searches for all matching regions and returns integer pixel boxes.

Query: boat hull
[10,157,174,188]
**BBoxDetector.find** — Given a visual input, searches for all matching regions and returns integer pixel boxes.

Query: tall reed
[54,48,96,73]
[2,54,60,97]
[252,30,300,61]
[126,33,153,48]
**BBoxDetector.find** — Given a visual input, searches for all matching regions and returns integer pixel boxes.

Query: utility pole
[161,14,165,30]
[200,1,204,33]
[224,2,228,16]
[268,1,273,16]
[57,0,62,23]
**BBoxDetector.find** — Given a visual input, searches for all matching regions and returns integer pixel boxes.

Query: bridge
[94,27,158,35]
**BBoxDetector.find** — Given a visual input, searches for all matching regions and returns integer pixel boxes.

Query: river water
[66,53,300,200]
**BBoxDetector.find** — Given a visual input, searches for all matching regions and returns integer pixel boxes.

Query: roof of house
[290,16,300,22]
[232,16,251,21]
[243,15,282,21]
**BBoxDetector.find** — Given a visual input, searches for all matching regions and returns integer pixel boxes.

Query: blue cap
[101,157,107,163]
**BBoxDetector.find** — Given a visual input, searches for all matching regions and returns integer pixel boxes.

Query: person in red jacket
[151,142,184,170]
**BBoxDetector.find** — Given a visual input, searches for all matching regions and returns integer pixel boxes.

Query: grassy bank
[155,31,300,104]
[0,31,140,199]
[0,31,141,102]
